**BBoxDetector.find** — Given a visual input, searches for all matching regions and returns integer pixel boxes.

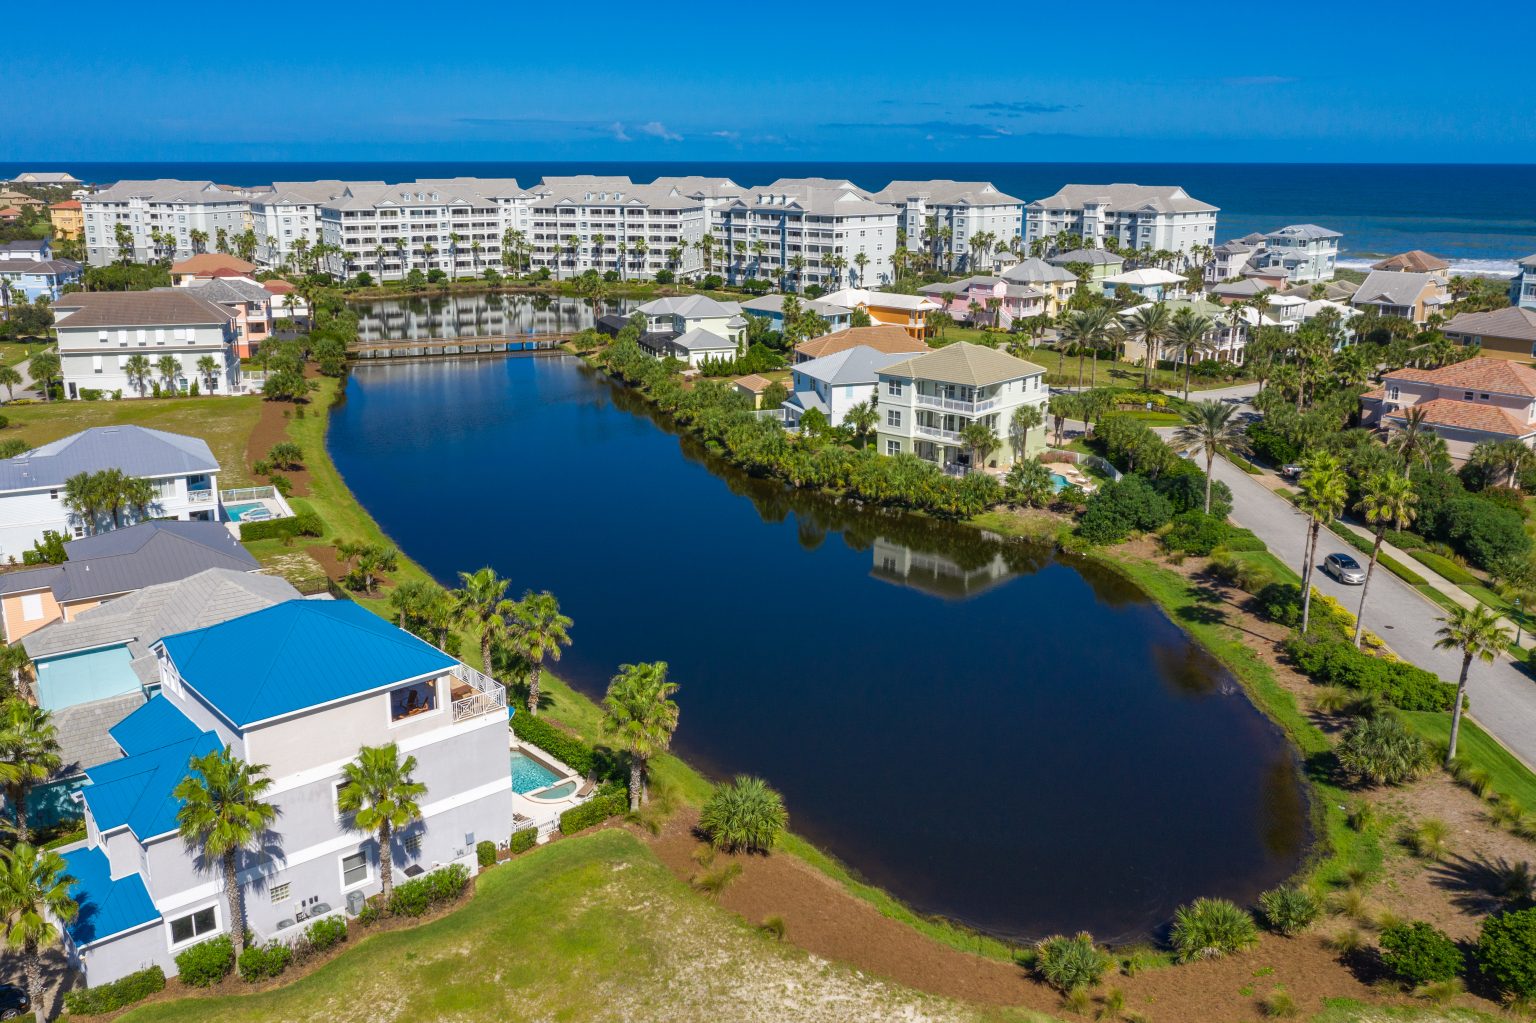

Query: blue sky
[10,1,1534,164]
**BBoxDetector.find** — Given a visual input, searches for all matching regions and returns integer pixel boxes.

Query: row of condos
[81,176,1222,284]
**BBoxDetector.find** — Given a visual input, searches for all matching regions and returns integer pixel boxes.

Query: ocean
[11,160,1535,274]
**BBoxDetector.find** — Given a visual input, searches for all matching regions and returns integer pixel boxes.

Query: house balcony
[186,489,215,506]
[450,662,507,723]
[915,392,998,415]
[914,422,963,443]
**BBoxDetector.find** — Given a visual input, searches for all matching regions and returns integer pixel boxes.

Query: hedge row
[1285,633,1456,711]
[559,791,627,835]
[510,826,538,854]
[511,713,595,776]
[386,863,471,918]
[62,965,166,1015]
[238,510,323,542]
[1407,549,1479,587]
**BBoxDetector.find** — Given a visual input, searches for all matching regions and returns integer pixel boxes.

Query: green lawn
[1399,712,1536,809]
[1,395,262,488]
[1311,999,1502,1023]
[0,340,45,370]
[119,830,984,1023]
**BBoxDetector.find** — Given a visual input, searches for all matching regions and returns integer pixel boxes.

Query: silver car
[1323,552,1367,585]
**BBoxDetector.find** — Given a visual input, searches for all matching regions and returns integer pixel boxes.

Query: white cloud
[608,121,631,142]
[639,121,682,142]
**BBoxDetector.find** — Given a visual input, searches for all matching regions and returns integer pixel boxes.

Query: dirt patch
[245,397,314,498]
[304,542,348,582]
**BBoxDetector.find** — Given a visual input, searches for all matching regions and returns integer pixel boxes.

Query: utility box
[346,890,366,916]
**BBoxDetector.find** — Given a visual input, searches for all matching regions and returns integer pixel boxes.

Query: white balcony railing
[186,490,215,505]
[915,423,963,443]
[451,662,507,723]
[914,392,998,415]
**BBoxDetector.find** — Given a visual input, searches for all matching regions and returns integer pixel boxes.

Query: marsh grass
[692,862,744,899]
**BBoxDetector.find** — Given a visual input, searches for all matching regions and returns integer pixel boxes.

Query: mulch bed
[244,395,314,498]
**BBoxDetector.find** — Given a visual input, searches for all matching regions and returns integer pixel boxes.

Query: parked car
[1281,464,1304,480]
[0,985,29,1020]
[1323,552,1366,585]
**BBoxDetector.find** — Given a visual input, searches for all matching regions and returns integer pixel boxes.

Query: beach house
[53,290,242,399]
[783,345,914,428]
[820,288,938,340]
[1351,270,1449,325]
[1362,357,1536,460]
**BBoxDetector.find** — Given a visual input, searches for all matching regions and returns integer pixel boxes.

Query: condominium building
[874,342,1048,471]
[80,181,252,264]
[53,291,241,399]
[715,179,897,289]
[250,181,360,268]
[527,178,706,280]
[1025,184,1218,257]
[871,180,1025,274]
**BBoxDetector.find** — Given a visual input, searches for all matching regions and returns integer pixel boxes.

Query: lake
[326,352,1309,943]
[352,293,637,343]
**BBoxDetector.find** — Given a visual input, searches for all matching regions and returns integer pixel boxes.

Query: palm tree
[27,351,58,403]
[1435,605,1511,763]
[1124,302,1172,390]
[195,355,219,394]
[454,567,514,673]
[1060,306,1113,390]
[0,842,76,1023]
[173,747,277,959]
[1010,403,1044,462]
[1352,471,1418,647]
[0,701,60,844]
[337,744,426,900]
[155,354,180,394]
[1047,392,1076,446]
[1174,401,1241,514]
[1389,406,1438,471]
[844,399,879,448]
[506,591,573,717]
[1296,453,1348,633]
[61,471,103,534]
[1169,306,1216,401]
[124,353,152,398]
[853,251,869,287]
[0,366,21,400]
[122,476,156,523]
[602,662,680,811]
[959,420,1000,473]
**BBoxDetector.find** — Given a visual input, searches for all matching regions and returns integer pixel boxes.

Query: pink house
[917,275,1050,330]
[1361,356,1536,460]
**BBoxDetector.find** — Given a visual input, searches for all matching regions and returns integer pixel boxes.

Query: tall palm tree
[1173,401,1241,514]
[195,355,219,394]
[1060,306,1113,391]
[1010,403,1044,462]
[1353,471,1418,647]
[27,351,58,403]
[124,353,152,397]
[0,842,76,1023]
[602,662,680,811]
[1389,407,1438,470]
[0,701,60,844]
[155,354,180,394]
[1296,453,1348,633]
[337,743,426,900]
[843,399,879,448]
[506,591,573,717]
[61,471,102,535]
[0,366,20,400]
[454,567,514,673]
[1435,605,1511,763]
[1169,306,1216,401]
[173,747,277,959]
[959,420,1000,473]
[1124,302,1172,390]
[853,251,869,287]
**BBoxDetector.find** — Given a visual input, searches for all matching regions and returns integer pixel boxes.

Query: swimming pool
[225,502,273,522]
[510,750,561,794]
[1051,473,1071,492]
[529,780,579,800]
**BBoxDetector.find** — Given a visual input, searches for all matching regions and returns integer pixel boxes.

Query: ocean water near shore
[12,160,1534,274]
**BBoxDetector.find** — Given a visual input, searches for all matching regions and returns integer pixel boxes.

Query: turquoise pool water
[225,502,271,522]
[510,750,561,794]
[530,780,579,800]
[1051,473,1071,491]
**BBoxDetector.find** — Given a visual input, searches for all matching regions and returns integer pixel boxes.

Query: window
[886,439,901,456]
[404,834,421,858]
[168,906,218,946]
[389,680,437,722]
[20,593,44,622]
[886,409,902,427]
[886,380,903,397]
[1480,393,1490,400]
[341,851,369,888]
[1387,386,1400,401]
[1465,391,1474,400]
[270,882,291,903]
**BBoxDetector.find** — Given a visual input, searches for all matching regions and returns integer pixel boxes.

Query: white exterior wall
[873,371,1048,467]
[252,201,325,268]
[57,319,239,401]
[325,193,536,282]
[81,187,250,264]
[0,470,220,561]
[789,371,877,427]
[1026,206,1217,258]
[528,198,704,280]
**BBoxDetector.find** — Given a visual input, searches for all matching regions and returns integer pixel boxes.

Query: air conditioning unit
[345,890,366,916]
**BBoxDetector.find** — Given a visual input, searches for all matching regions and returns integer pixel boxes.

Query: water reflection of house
[869,537,1016,599]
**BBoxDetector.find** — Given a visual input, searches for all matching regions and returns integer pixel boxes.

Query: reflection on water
[327,354,1311,943]
[350,292,640,342]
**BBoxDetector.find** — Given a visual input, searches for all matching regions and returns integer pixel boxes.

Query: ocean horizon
[9,160,1534,274]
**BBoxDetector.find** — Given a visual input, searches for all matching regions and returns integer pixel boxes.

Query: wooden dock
[348,334,572,360]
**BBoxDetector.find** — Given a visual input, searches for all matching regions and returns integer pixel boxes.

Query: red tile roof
[795,325,929,360]
[1387,398,1534,438]
[170,253,256,275]
[1383,357,1536,398]
[49,200,81,210]
[262,280,296,294]
[1372,250,1450,273]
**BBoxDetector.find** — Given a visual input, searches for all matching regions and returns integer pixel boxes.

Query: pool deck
[509,738,594,841]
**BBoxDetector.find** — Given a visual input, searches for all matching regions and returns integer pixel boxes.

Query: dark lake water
[326,353,1309,942]
[352,293,638,343]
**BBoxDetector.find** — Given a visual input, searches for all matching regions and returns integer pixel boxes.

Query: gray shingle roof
[871,180,1024,207]
[53,692,149,776]
[793,345,913,386]
[667,327,737,353]
[0,426,219,492]
[176,278,271,305]
[1001,258,1078,284]
[739,295,852,318]
[1265,224,1342,241]
[637,295,742,319]
[1046,249,1124,267]
[0,521,259,602]
[880,342,1045,387]
[1353,270,1440,309]
[1445,307,1536,343]
[1029,184,1218,215]
[52,290,231,330]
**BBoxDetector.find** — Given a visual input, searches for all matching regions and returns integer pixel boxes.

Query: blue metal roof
[60,845,160,947]
[109,694,202,756]
[84,722,221,840]
[159,600,457,727]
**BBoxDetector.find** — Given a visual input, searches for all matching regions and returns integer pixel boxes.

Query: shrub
[1385,529,1424,550]
[511,714,595,776]
[1077,475,1174,545]
[1379,921,1463,985]
[1445,496,1530,570]
[304,914,347,953]
[357,900,382,926]
[559,791,626,835]
[1477,907,1536,998]
[1259,886,1322,937]
[174,934,234,987]
[1336,714,1435,786]
[237,941,293,982]
[1256,582,1303,626]
[423,863,470,902]
[1408,549,1477,586]
[388,879,432,917]
[1283,634,1455,711]
[509,826,538,854]
[1163,510,1231,556]
[699,776,789,853]
[386,863,470,918]
[62,965,166,1015]
[1170,898,1259,962]
[1222,528,1267,553]
[477,839,497,867]
[1034,932,1112,992]
[238,511,323,543]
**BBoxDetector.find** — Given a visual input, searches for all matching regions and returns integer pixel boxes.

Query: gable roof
[1444,306,1536,343]
[60,845,160,947]
[0,426,218,492]
[794,325,929,360]
[1384,356,1536,397]
[83,723,221,839]
[1353,270,1441,308]
[0,520,259,603]
[160,599,458,727]
[793,345,913,386]
[53,289,231,330]
[1001,258,1078,284]
[636,295,742,319]
[1372,250,1449,273]
[879,342,1045,387]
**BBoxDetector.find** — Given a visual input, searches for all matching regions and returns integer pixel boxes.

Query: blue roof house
[59,600,513,987]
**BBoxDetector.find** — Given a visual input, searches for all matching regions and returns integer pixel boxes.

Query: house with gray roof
[1352,270,1450,324]
[1444,306,1536,362]
[635,295,747,352]
[0,520,259,642]
[739,294,853,335]
[784,345,913,427]
[1026,184,1218,257]
[1045,248,1125,282]
[53,290,242,399]
[0,426,221,561]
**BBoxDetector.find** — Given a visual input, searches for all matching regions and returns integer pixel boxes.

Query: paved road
[1211,457,1536,768]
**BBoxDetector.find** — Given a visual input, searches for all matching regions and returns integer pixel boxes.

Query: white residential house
[1258,224,1341,283]
[875,342,1049,471]
[1025,184,1218,258]
[0,426,222,560]
[1102,268,1187,301]
[715,179,898,289]
[53,290,241,399]
[783,345,913,427]
[635,295,746,343]
[79,181,252,264]
[870,181,1025,275]
[57,599,514,986]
